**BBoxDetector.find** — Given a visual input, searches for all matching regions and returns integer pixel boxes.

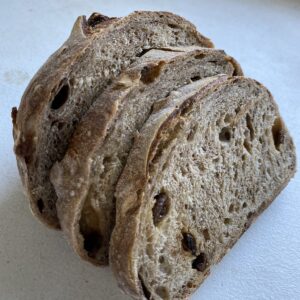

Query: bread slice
[12,11,213,229]
[110,75,296,300]
[50,47,243,264]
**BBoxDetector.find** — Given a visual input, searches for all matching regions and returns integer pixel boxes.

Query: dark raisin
[182,232,197,255]
[140,62,164,84]
[192,253,208,272]
[152,192,170,226]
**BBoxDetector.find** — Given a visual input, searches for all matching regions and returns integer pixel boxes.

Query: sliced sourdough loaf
[50,47,243,264]
[110,75,296,300]
[12,11,213,228]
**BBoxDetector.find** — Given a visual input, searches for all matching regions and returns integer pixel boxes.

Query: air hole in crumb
[213,157,219,163]
[136,48,151,57]
[191,75,201,82]
[180,166,188,175]
[247,212,254,219]
[235,107,240,114]
[219,127,231,142]
[37,199,44,213]
[184,204,188,210]
[83,231,102,258]
[159,256,172,274]
[228,204,234,213]
[246,114,254,140]
[234,170,238,180]
[139,275,151,300]
[187,124,198,141]
[162,162,168,171]
[57,122,64,130]
[152,192,170,226]
[50,83,69,110]
[242,202,247,209]
[159,256,165,264]
[192,253,208,272]
[202,229,210,241]
[155,286,169,299]
[224,114,233,123]
[224,218,231,225]
[168,23,179,29]
[272,117,284,151]
[195,53,205,59]
[198,162,205,172]
[243,140,252,154]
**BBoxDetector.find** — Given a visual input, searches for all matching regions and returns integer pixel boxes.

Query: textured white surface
[0,0,299,299]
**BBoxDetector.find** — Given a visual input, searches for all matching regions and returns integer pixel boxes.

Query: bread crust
[13,11,214,229]
[110,76,296,299]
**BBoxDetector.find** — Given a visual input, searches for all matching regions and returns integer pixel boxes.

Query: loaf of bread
[110,75,296,299]
[11,10,296,300]
[51,47,242,265]
[12,11,213,229]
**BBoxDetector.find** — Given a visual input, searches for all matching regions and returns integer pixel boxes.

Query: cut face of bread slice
[12,11,213,228]
[50,48,243,264]
[110,75,296,300]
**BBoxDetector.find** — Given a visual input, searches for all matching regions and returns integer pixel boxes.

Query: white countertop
[0,0,299,299]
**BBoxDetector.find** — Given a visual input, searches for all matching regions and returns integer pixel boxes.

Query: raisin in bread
[12,11,213,228]
[110,75,296,300]
[50,47,242,264]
